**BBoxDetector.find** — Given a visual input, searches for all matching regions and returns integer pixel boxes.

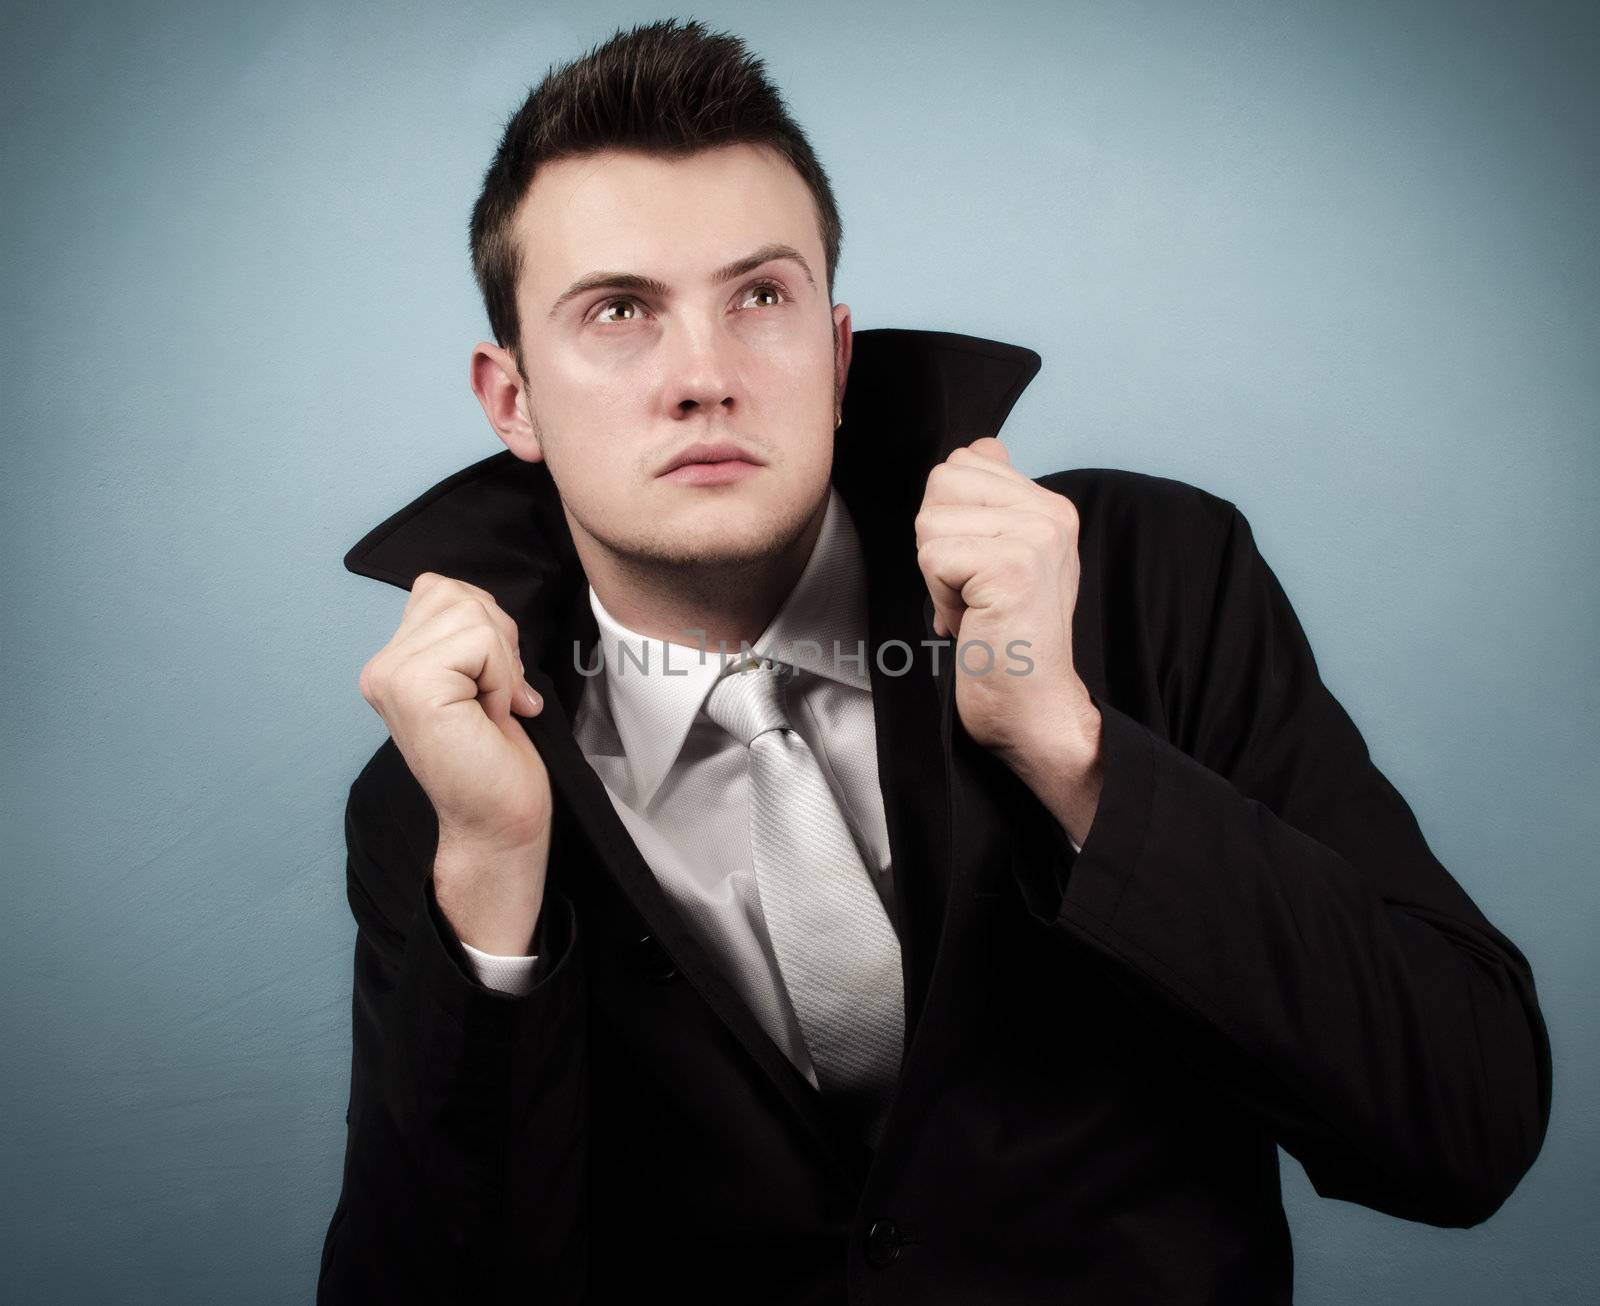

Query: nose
[664,318,738,420]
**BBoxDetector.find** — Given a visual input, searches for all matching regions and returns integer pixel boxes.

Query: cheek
[544,357,626,412]
[756,352,838,422]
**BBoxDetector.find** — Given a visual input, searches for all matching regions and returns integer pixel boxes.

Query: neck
[574,494,830,653]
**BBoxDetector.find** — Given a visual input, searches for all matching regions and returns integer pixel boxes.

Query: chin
[626,490,817,569]
[652,523,798,570]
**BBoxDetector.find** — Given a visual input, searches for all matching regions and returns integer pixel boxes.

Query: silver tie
[702,656,905,1142]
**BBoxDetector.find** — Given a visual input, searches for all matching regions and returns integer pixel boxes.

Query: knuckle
[387,657,417,693]
[451,594,489,625]
[458,578,504,615]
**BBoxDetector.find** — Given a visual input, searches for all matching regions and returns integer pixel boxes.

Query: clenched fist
[914,437,1104,847]
[915,437,1099,766]
[358,572,552,954]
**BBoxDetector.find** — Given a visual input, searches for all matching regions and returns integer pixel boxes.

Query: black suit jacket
[320,328,1550,1304]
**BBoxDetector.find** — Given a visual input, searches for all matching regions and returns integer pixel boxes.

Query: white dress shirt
[459,484,1080,1088]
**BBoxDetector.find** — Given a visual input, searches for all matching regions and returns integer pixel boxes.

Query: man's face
[502,143,850,572]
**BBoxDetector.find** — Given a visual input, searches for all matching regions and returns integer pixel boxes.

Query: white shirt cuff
[460,939,541,996]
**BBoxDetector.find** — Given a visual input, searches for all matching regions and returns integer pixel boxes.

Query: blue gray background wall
[2,1,1594,1300]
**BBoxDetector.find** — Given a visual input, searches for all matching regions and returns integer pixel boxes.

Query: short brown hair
[468,17,844,376]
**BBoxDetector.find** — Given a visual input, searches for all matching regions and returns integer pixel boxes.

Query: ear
[832,303,853,424]
[470,341,543,462]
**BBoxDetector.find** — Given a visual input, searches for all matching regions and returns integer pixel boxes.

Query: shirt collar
[590,483,872,809]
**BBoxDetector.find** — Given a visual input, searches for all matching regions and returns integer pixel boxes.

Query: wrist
[1000,698,1104,848]
[1001,691,1101,781]
[433,837,547,956]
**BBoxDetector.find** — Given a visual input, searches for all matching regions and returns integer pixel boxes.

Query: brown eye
[595,297,639,324]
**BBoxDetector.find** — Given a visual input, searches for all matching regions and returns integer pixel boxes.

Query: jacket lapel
[343,327,1042,1181]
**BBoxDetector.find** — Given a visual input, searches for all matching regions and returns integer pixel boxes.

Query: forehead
[512,143,821,291]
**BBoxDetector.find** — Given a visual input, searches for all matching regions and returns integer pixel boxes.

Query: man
[319,18,1550,1305]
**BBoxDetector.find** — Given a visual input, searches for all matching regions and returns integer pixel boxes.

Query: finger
[391,595,495,659]
[403,570,448,620]
[401,581,522,670]
[948,440,1030,484]
[477,617,537,717]
[384,596,534,712]
[916,533,993,640]
[390,622,506,714]
[923,460,1033,511]
[918,534,1036,611]
[406,621,524,725]
[915,502,1064,550]
[471,620,523,726]
[485,623,531,722]
[921,561,965,640]
[962,437,1012,465]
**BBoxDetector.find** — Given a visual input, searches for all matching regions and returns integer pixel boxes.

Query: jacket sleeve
[1013,497,1551,1228]
[317,767,589,1302]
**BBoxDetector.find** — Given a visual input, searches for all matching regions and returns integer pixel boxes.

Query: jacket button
[633,931,679,982]
[865,1218,903,1268]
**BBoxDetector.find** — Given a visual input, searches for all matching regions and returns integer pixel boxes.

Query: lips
[657,441,766,476]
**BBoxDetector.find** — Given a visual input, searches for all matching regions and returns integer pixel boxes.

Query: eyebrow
[547,242,817,319]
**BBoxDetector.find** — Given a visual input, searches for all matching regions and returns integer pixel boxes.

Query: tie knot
[703,656,793,746]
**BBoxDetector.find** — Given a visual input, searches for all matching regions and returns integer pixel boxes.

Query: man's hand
[914,437,1104,843]
[358,572,553,954]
